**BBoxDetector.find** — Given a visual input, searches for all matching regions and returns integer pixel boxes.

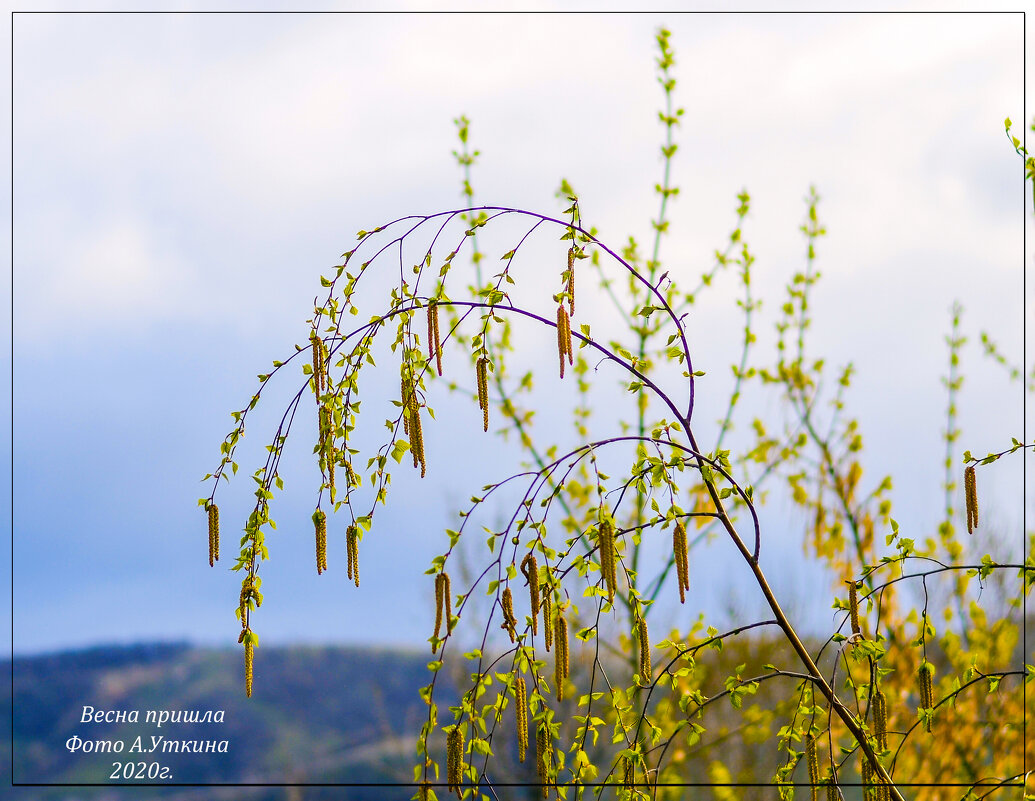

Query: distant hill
[5,642,457,800]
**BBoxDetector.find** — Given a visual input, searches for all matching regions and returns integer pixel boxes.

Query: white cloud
[18,217,198,337]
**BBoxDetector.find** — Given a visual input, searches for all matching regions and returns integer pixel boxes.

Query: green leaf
[390,439,410,463]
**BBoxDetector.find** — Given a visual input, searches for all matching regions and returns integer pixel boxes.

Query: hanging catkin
[433,572,453,647]
[476,357,490,432]
[318,404,333,475]
[408,392,420,471]
[918,661,934,733]
[861,760,874,801]
[433,573,445,643]
[244,640,254,699]
[637,618,652,685]
[520,553,539,637]
[427,302,443,376]
[601,520,618,602]
[806,733,819,801]
[543,589,553,652]
[447,724,464,798]
[346,524,360,587]
[310,331,324,395]
[238,581,249,623]
[673,520,689,603]
[432,303,443,376]
[313,509,327,574]
[536,723,551,799]
[874,689,888,751]
[622,754,634,787]
[847,580,860,636]
[501,587,519,643]
[207,503,220,567]
[442,572,453,632]
[554,611,569,700]
[566,246,576,316]
[406,379,426,478]
[964,465,979,533]
[556,305,573,378]
[515,675,528,763]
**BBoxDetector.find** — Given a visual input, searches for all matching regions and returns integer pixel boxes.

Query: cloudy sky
[6,7,1031,656]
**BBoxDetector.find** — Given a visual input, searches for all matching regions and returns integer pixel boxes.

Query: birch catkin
[806,734,819,801]
[433,574,445,647]
[433,304,443,376]
[346,525,360,587]
[407,384,426,478]
[520,553,539,636]
[433,572,453,644]
[566,246,576,316]
[598,520,617,602]
[543,590,553,652]
[244,640,254,699]
[476,357,490,432]
[556,305,573,379]
[443,572,453,632]
[536,723,551,798]
[918,661,934,732]
[434,571,455,645]
[207,503,220,567]
[313,509,327,575]
[673,520,689,603]
[861,760,873,801]
[964,464,979,533]
[433,573,446,642]
[637,618,651,685]
[238,583,249,624]
[310,331,324,395]
[556,306,566,379]
[318,404,333,475]
[447,724,464,798]
[409,397,420,471]
[874,689,888,751]
[515,675,528,763]
[501,587,518,643]
[847,580,860,636]
[427,302,443,376]
[560,611,569,673]
[402,371,425,475]
[554,611,569,700]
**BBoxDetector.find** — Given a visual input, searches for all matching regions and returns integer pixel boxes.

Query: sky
[5,8,1032,656]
